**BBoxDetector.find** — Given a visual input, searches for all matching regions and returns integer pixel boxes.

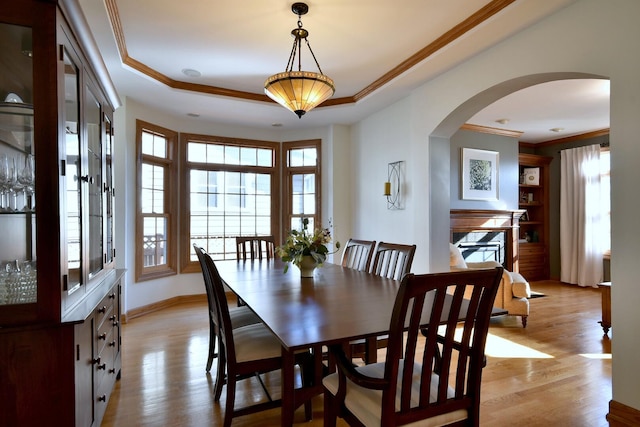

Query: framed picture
[523,167,540,185]
[461,148,499,201]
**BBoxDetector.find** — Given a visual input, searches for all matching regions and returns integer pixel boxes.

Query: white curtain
[560,145,604,287]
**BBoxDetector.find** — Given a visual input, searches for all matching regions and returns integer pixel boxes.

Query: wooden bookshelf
[518,153,553,280]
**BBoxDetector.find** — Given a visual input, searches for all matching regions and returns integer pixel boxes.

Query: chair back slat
[340,238,376,272]
[381,268,502,425]
[371,242,416,280]
[236,236,275,261]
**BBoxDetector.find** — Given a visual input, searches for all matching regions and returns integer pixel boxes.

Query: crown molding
[519,128,610,149]
[103,0,516,108]
[460,123,524,138]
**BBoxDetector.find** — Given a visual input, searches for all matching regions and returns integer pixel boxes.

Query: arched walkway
[427,72,608,270]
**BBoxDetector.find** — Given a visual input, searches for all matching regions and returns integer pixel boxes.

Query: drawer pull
[98,306,107,314]
[97,395,106,402]
[93,357,101,365]
[109,292,116,299]
[98,332,107,340]
[97,363,107,370]
[109,340,116,347]
[112,320,119,327]
[109,368,116,374]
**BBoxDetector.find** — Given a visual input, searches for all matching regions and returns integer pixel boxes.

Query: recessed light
[187,112,200,118]
[272,123,283,127]
[182,68,201,78]
[550,127,564,133]
[495,118,510,125]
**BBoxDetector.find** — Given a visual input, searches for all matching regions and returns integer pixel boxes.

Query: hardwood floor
[102,280,611,426]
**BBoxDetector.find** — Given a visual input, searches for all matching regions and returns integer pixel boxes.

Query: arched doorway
[427,72,608,271]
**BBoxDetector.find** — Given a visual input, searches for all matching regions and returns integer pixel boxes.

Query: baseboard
[123,293,208,322]
[608,400,640,426]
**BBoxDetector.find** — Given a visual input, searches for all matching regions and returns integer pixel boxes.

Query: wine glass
[6,156,18,212]
[0,154,8,212]
[18,154,34,211]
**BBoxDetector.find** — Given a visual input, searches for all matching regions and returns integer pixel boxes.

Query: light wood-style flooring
[102,280,611,426]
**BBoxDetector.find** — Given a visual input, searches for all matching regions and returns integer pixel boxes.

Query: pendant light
[264,2,335,118]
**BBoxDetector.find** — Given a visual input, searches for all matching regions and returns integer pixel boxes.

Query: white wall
[346,0,640,414]
[113,0,640,413]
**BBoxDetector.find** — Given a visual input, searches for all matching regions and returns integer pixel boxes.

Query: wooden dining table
[215,259,505,426]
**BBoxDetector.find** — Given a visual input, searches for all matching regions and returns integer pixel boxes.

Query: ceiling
[77,0,609,143]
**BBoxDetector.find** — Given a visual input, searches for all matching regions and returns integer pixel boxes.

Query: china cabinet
[0,1,122,426]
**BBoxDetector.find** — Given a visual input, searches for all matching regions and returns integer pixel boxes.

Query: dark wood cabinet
[518,153,552,280]
[0,1,122,426]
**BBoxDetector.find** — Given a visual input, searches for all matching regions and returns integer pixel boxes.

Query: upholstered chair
[450,243,531,327]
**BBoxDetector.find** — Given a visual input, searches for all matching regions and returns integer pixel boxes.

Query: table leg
[281,348,295,427]
[599,282,611,335]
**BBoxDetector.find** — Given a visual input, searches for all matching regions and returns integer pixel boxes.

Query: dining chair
[323,268,503,427]
[201,247,313,426]
[370,241,417,280]
[353,241,417,364]
[235,235,275,261]
[193,244,260,374]
[340,238,376,272]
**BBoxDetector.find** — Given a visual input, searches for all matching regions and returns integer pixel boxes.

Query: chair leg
[521,315,528,328]
[323,389,338,427]
[223,373,236,427]
[206,323,216,372]
[213,338,226,402]
[300,350,316,421]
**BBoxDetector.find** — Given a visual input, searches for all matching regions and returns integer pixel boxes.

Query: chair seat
[232,323,285,363]
[229,306,260,329]
[323,361,467,427]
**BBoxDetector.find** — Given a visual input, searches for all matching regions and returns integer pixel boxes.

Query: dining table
[215,258,505,426]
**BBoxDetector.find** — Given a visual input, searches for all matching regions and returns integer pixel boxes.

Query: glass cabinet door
[63,46,82,294]
[0,23,36,306]
[104,114,114,266]
[85,86,103,280]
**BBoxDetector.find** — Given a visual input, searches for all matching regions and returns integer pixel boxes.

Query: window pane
[141,131,154,156]
[289,147,317,167]
[188,142,206,162]
[256,195,271,215]
[141,163,165,213]
[207,144,224,163]
[153,136,167,158]
[290,149,304,167]
[292,174,303,194]
[256,174,271,194]
[257,148,272,167]
[303,148,317,166]
[292,195,304,214]
[142,130,167,158]
[225,145,240,165]
[304,194,316,214]
[142,217,167,267]
[240,147,256,165]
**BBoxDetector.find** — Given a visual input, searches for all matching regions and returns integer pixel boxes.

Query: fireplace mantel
[450,209,524,272]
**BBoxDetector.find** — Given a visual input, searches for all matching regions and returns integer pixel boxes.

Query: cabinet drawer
[519,243,545,257]
[96,318,114,356]
[95,291,116,329]
[95,330,115,389]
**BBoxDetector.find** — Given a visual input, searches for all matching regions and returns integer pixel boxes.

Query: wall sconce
[384,161,403,210]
